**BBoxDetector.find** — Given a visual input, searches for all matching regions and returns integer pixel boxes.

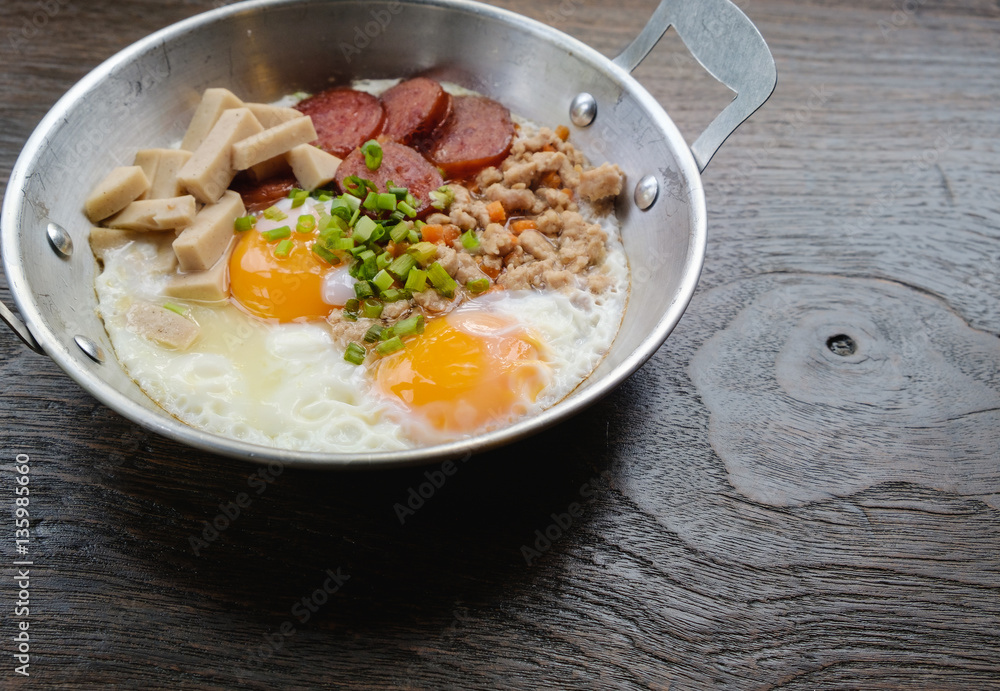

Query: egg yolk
[229,228,333,322]
[375,311,550,437]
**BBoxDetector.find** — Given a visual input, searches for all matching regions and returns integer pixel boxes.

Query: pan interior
[1,0,704,467]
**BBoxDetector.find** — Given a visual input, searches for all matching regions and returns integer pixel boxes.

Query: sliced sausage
[425,96,514,180]
[380,77,453,145]
[295,88,385,158]
[231,175,297,214]
[335,141,444,218]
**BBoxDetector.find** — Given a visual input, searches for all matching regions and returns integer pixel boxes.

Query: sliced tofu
[172,190,245,272]
[178,108,264,204]
[126,301,200,350]
[245,103,305,129]
[164,240,234,303]
[180,87,245,152]
[105,196,198,232]
[84,166,150,223]
[134,149,193,199]
[286,144,343,191]
[231,116,318,171]
[247,154,293,183]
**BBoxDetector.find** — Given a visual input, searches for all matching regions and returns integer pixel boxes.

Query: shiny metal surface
[613,0,777,172]
[47,222,75,258]
[74,335,105,363]
[0,0,774,468]
[634,174,660,210]
[569,92,598,127]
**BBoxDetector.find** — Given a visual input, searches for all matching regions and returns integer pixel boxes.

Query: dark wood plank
[1,0,998,688]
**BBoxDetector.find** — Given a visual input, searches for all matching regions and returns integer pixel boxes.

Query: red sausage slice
[425,96,514,180]
[295,89,385,159]
[380,78,453,145]
[231,175,297,214]
[335,141,444,218]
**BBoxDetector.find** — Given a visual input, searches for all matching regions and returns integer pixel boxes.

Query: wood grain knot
[690,275,1000,509]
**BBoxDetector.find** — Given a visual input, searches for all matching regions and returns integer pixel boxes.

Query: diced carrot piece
[539,171,561,188]
[479,261,502,279]
[541,144,557,153]
[555,125,570,141]
[561,188,574,199]
[421,224,459,245]
[486,200,506,223]
[511,219,537,235]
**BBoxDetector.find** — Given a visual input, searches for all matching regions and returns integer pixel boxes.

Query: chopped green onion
[407,242,437,266]
[388,185,409,198]
[404,268,428,292]
[353,215,378,243]
[377,192,397,211]
[376,251,393,271]
[262,226,291,241]
[427,262,457,298]
[430,185,454,210]
[290,188,309,208]
[364,324,384,343]
[316,192,333,202]
[388,253,417,282]
[363,191,379,211]
[394,314,425,338]
[361,139,383,170]
[372,269,395,293]
[376,336,405,356]
[407,228,421,244]
[389,222,411,244]
[461,229,481,252]
[380,326,394,341]
[349,208,361,227]
[344,342,366,365]
[369,223,387,244]
[163,302,188,316]
[296,214,316,233]
[330,237,355,252]
[311,243,339,265]
[381,288,411,303]
[354,281,375,299]
[397,200,417,218]
[389,210,406,223]
[348,244,368,258]
[234,215,256,232]
[360,251,378,280]
[274,238,294,258]
[361,298,384,319]
[338,194,361,215]
[467,277,490,294]
[263,205,287,221]
[342,175,377,196]
[344,298,359,314]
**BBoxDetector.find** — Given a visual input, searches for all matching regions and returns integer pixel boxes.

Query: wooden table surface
[2,0,998,688]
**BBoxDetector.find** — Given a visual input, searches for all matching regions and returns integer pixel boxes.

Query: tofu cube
[232,116,318,171]
[105,196,198,231]
[286,144,343,191]
[181,87,245,152]
[172,190,245,272]
[178,108,263,204]
[134,149,193,200]
[84,166,150,223]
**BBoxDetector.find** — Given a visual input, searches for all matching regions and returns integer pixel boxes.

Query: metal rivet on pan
[74,335,105,363]
[46,222,73,258]
[570,93,597,127]
[634,174,659,210]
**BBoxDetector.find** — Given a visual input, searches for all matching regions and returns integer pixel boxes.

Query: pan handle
[0,298,44,354]
[613,0,777,172]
